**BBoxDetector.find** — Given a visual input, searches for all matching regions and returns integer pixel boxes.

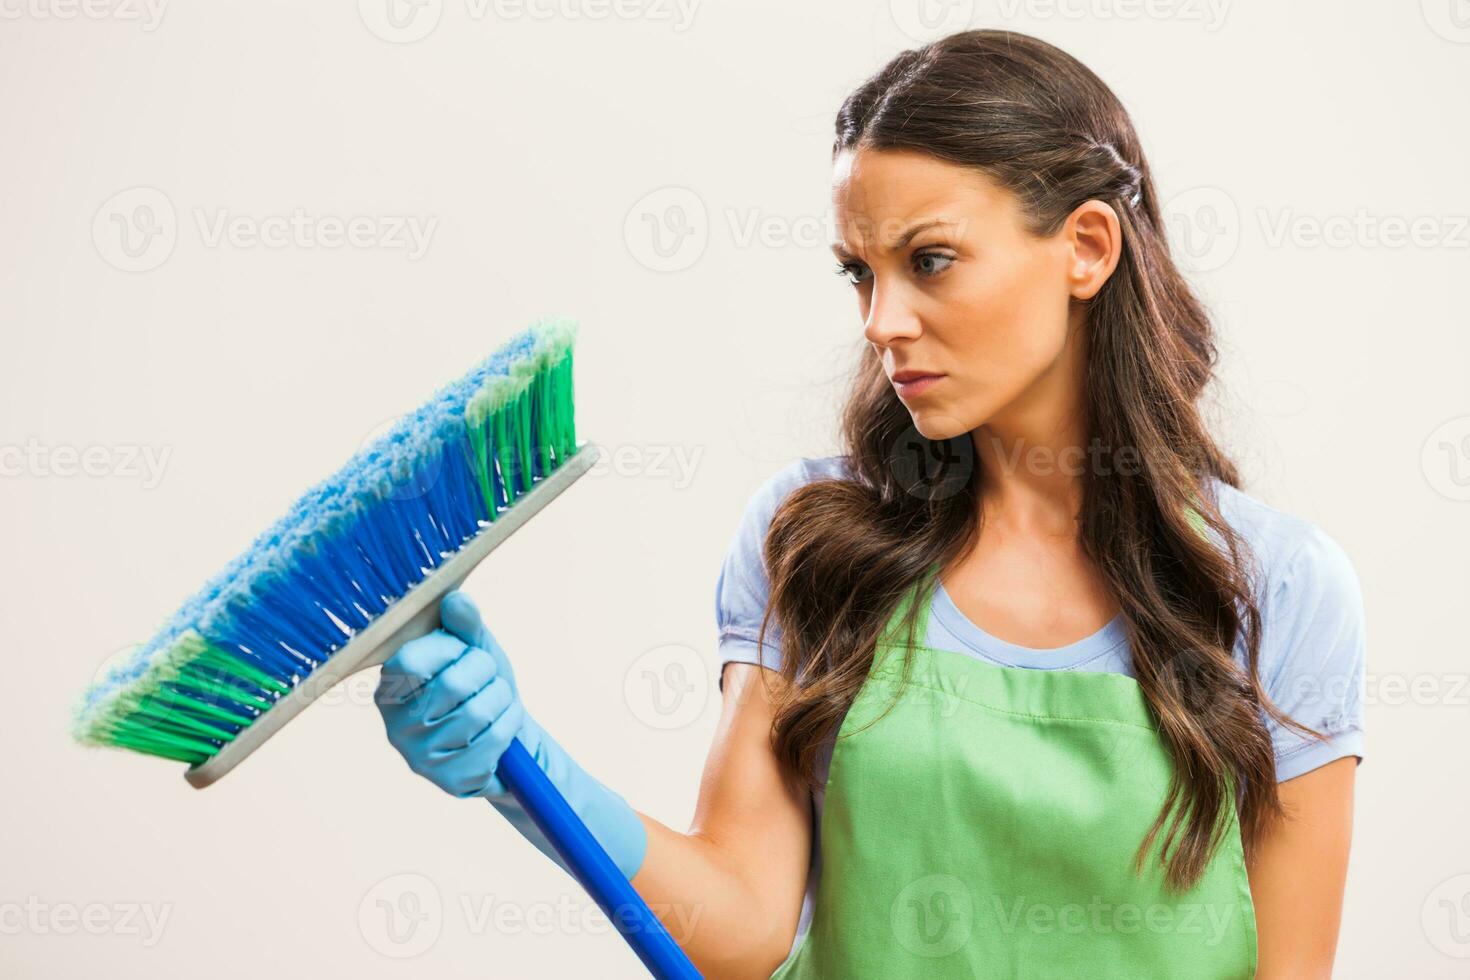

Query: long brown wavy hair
[754,29,1327,894]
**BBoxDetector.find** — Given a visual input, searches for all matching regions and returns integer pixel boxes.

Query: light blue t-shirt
[714,456,1367,954]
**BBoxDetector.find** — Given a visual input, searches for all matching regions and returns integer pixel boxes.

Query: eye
[913,251,955,278]
[833,261,871,286]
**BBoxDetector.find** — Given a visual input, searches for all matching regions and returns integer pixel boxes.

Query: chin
[909,408,973,443]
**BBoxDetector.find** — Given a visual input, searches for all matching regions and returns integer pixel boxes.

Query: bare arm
[629,663,812,979]
[1247,756,1357,979]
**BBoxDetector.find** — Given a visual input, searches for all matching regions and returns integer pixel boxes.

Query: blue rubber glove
[373,590,647,881]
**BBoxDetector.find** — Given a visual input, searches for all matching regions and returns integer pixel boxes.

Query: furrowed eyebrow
[830,218,957,258]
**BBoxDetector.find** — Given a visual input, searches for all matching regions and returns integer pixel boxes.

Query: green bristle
[514,361,553,478]
[466,373,533,516]
[464,319,578,516]
[463,385,496,514]
[74,630,291,765]
[521,318,578,473]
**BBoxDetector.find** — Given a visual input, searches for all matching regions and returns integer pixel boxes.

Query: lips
[892,370,942,384]
[892,371,944,397]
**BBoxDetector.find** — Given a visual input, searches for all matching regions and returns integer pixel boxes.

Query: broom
[71,317,701,979]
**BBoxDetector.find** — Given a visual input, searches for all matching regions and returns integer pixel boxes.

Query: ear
[1064,200,1125,301]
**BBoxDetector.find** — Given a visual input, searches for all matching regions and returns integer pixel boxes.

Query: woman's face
[830,147,1117,443]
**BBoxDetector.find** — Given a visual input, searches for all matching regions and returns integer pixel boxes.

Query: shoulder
[1209,476,1362,612]
[726,453,855,574]
[1208,478,1367,778]
[714,455,852,676]
[743,454,853,517]
[726,454,854,554]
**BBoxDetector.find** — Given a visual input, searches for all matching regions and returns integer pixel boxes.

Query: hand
[373,590,648,880]
[374,590,530,798]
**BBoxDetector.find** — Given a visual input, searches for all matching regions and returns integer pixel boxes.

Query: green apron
[770,571,1257,979]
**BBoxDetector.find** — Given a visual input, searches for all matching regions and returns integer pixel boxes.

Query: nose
[861,280,923,349]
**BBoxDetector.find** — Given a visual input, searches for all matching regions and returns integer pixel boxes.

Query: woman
[373,29,1365,979]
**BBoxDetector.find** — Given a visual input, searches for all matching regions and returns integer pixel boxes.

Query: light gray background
[1,1,1465,976]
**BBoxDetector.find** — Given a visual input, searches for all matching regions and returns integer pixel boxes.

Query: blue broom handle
[496,738,703,979]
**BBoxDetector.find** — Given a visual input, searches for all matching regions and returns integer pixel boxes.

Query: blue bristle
[75,317,580,765]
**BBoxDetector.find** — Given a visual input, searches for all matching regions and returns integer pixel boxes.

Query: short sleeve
[715,458,845,688]
[1255,523,1368,782]
[714,472,790,686]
